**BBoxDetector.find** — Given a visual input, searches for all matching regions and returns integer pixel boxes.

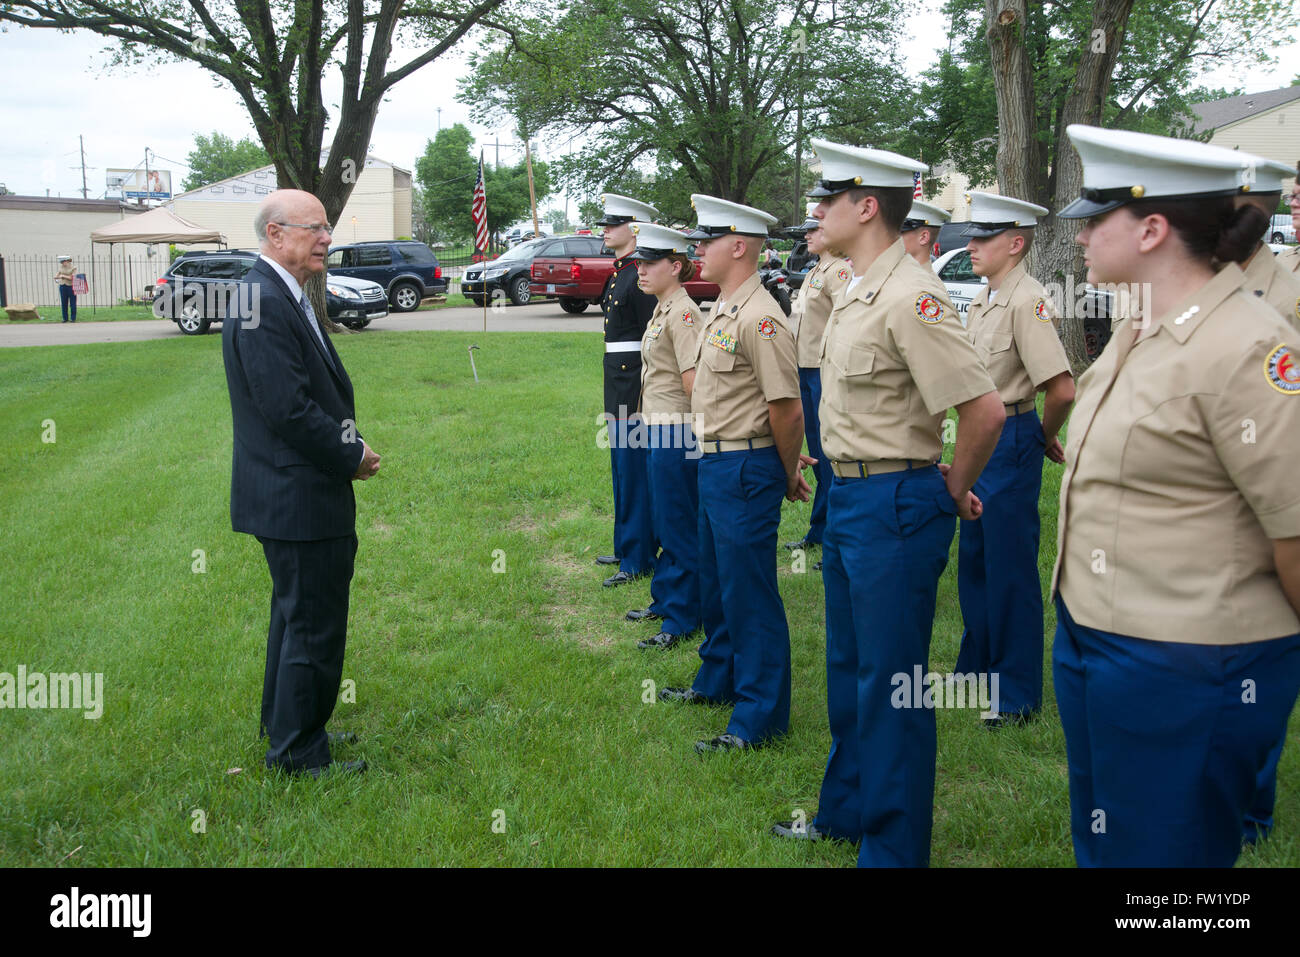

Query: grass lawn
[0,304,159,323]
[0,330,1296,867]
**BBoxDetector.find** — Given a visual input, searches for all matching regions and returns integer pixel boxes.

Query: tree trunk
[1038,0,1135,373]
[985,0,1040,202]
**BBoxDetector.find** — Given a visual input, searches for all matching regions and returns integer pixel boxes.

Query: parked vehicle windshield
[494,238,548,262]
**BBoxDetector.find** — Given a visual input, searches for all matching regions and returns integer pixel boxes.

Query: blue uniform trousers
[646,424,701,636]
[690,445,791,743]
[609,420,656,576]
[1244,733,1287,843]
[798,367,832,544]
[1053,596,1300,867]
[955,407,1046,717]
[813,465,957,866]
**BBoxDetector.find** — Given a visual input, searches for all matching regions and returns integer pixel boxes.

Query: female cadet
[1052,125,1300,867]
[628,222,705,650]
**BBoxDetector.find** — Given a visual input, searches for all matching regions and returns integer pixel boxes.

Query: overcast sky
[1,5,1296,209]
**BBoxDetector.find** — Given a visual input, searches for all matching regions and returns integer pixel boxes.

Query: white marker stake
[468,344,480,383]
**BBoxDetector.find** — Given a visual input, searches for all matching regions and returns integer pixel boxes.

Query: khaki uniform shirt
[1277,245,1299,274]
[966,261,1072,405]
[793,255,851,367]
[691,272,799,441]
[1053,264,1300,644]
[1241,246,1300,332]
[640,285,702,421]
[54,262,75,286]
[818,240,996,464]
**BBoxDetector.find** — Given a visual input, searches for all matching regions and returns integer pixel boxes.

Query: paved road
[0,301,608,348]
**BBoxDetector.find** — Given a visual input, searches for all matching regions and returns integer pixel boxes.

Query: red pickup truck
[529,235,720,314]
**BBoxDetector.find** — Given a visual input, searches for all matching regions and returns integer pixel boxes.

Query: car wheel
[559,297,588,314]
[390,282,421,312]
[509,275,531,306]
[177,301,210,335]
[1272,231,1285,244]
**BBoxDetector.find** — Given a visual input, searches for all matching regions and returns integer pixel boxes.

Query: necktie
[299,293,330,356]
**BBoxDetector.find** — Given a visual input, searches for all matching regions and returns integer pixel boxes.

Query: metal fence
[0,252,167,309]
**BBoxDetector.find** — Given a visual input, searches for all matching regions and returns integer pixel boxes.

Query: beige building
[1191,86,1300,192]
[168,154,413,249]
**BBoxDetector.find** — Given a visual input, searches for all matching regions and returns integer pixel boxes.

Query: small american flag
[913,171,923,200]
[472,151,489,256]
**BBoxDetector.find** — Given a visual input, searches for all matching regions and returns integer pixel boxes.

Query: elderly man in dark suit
[222,189,381,778]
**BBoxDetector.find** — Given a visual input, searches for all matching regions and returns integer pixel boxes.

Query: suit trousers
[258,534,358,771]
[955,407,1046,717]
[1053,596,1300,866]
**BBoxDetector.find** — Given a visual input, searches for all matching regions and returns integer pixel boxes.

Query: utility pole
[495,135,500,169]
[437,107,442,131]
[525,139,540,237]
[142,147,151,206]
[79,135,89,199]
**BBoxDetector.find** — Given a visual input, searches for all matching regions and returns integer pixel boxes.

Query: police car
[932,248,985,323]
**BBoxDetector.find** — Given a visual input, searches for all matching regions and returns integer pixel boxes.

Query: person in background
[900,201,950,267]
[54,255,77,322]
[1279,162,1300,274]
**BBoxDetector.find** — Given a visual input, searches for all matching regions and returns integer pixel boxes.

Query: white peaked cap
[1059,125,1257,219]
[808,139,928,195]
[902,201,952,231]
[1232,152,1295,194]
[685,194,778,239]
[963,191,1049,236]
[628,222,692,260]
[596,192,660,225]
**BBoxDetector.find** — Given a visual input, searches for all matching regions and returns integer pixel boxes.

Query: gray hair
[254,195,290,242]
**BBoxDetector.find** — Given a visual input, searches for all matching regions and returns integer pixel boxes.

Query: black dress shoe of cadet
[983,712,1033,730]
[637,631,687,650]
[658,686,712,704]
[595,555,619,565]
[695,733,754,753]
[813,560,823,571]
[625,607,662,622]
[603,570,644,588]
[771,820,831,842]
[784,538,818,551]
[302,759,368,779]
[327,731,357,745]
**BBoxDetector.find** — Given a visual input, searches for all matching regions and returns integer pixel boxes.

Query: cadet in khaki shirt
[769,140,1005,868]
[784,207,850,555]
[1232,155,1300,332]
[657,194,809,756]
[1052,124,1300,869]
[624,222,705,650]
[899,200,950,268]
[954,192,1076,729]
[1280,170,1300,273]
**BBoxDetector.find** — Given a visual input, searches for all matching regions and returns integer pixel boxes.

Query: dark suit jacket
[222,258,366,541]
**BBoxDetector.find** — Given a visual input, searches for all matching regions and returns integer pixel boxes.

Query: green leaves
[181,132,271,192]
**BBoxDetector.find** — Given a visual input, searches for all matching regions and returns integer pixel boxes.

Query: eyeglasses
[274,222,334,234]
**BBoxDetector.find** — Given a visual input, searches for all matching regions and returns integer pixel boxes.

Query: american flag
[471,151,489,256]
[913,171,923,199]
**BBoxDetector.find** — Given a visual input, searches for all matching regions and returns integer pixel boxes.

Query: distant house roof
[1190,86,1300,134]
[0,195,146,214]
[171,152,411,203]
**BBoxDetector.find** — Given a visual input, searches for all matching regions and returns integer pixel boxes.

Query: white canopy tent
[90,207,227,306]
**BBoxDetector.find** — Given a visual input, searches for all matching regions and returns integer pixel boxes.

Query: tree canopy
[181,132,271,192]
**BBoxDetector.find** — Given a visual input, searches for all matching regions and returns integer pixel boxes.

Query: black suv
[153,250,388,334]
[325,241,447,312]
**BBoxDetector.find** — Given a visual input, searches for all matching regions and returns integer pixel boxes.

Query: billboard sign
[106,168,172,200]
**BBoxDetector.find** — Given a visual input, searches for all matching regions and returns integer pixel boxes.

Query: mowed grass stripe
[0,331,1294,866]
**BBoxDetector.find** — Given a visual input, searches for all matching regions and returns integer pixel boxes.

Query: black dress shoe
[327,731,357,745]
[771,820,830,842]
[658,686,711,704]
[695,733,754,753]
[983,712,1033,730]
[300,759,368,779]
[625,607,662,622]
[637,631,687,650]
[603,570,645,588]
[595,554,619,565]
[813,560,823,571]
[784,538,819,551]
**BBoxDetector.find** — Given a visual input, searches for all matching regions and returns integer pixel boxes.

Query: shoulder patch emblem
[681,309,694,326]
[1034,298,1052,322]
[1264,344,1300,395]
[836,267,850,282]
[915,294,945,325]
[757,316,778,340]
[707,329,738,354]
